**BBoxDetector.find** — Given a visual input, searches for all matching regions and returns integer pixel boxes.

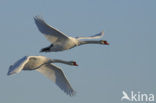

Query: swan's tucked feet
[34,16,109,52]
[7,56,77,96]
[40,44,53,52]
[40,47,51,52]
[100,40,109,45]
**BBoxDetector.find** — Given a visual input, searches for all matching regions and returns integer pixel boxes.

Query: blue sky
[0,0,156,102]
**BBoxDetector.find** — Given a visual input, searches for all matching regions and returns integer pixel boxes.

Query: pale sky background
[0,0,156,103]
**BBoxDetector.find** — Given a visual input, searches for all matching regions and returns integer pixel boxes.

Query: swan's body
[7,56,78,96]
[34,16,109,52]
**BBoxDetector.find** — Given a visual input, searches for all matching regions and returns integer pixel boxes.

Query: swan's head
[100,40,109,45]
[71,61,78,66]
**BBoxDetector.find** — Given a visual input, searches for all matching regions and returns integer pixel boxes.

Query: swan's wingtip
[7,70,14,76]
[101,31,104,35]
[69,90,76,97]
[7,72,11,76]
[33,15,44,21]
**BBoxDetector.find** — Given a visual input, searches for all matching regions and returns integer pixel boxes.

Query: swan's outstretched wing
[7,56,29,75]
[76,31,104,40]
[34,16,69,43]
[36,64,75,96]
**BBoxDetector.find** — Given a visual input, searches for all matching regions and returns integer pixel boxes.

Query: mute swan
[34,16,109,52]
[7,56,78,96]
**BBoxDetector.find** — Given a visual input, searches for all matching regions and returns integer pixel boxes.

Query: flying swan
[7,56,78,96]
[34,16,109,52]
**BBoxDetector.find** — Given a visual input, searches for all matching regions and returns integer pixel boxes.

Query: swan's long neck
[51,59,71,65]
[79,40,102,45]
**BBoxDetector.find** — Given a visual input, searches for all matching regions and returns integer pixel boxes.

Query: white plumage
[34,16,109,52]
[8,56,78,96]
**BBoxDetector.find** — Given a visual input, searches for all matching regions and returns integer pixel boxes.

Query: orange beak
[73,62,78,66]
[104,41,109,45]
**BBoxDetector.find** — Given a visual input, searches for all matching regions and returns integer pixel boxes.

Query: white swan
[7,56,78,96]
[34,16,109,52]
